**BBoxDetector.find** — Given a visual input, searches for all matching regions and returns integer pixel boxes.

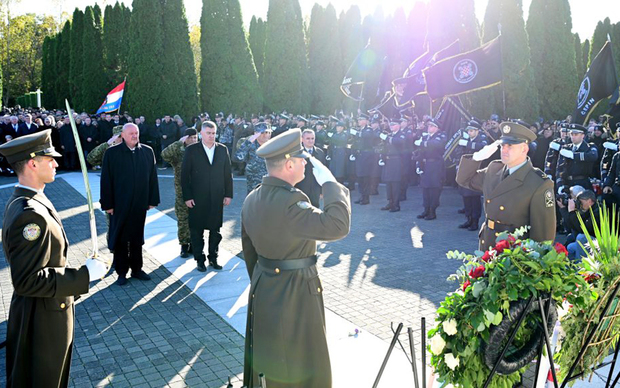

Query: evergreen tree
[589,18,612,67]
[41,36,54,108]
[406,2,427,64]
[103,3,123,88]
[81,6,108,113]
[69,8,84,110]
[160,0,199,120]
[261,0,309,113]
[93,4,102,27]
[612,23,620,80]
[338,6,364,113]
[526,0,577,119]
[248,16,267,81]
[384,8,408,85]
[574,33,584,78]
[307,3,341,114]
[126,0,168,119]
[582,39,590,71]
[361,9,386,109]
[55,21,71,107]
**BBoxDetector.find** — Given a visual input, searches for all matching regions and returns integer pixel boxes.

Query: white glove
[378,159,385,166]
[379,133,388,140]
[462,132,470,139]
[325,155,331,161]
[416,167,424,175]
[350,129,358,136]
[557,185,565,195]
[559,149,574,159]
[547,174,553,180]
[349,155,356,161]
[327,132,333,137]
[604,141,618,151]
[472,141,500,161]
[414,139,422,146]
[310,156,336,186]
[458,139,468,146]
[86,258,108,281]
[549,142,561,151]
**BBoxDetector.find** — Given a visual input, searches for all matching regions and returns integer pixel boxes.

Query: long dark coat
[382,130,406,182]
[100,141,160,250]
[355,126,381,177]
[2,187,90,388]
[241,177,351,388]
[295,146,325,207]
[181,142,233,230]
[417,131,447,188]
[327,131,348,178]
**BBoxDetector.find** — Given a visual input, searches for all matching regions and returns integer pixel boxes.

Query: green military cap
[256,128,311,160]
[113,125,124,135]
[498,121,537,144]
[0,129,61,164]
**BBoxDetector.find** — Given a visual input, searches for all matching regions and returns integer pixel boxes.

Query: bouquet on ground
[429,227,589,388]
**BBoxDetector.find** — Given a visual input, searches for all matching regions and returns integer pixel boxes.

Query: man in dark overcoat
[241,129,351,388]
[100,123,160,285]
[0,130,108,387]
[295,128,326,207]
[181,120,233,271]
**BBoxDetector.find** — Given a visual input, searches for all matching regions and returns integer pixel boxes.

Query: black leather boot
[468,219,479,231]
[424,208,437,220]
[417,208,429,219]
[458,217,472,229]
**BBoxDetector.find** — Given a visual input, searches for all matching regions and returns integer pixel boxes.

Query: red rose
[554,242,568,256]
[468,265,486,279]
[507,235,516,243]
[481,251,492,263]
[495,239,511,253]
[462,279,471,291]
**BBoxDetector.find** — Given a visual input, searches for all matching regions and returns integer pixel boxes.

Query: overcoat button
[60,303,66,309]
[500,206,505,210]
[275,268,280,274]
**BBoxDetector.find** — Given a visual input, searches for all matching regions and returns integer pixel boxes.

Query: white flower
[443,319,458,336]
[444,353,460,370]
[430,334,446,355]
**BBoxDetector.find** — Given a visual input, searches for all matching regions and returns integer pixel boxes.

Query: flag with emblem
[573,40,619,125]
[340,42,383,101]
[422,35,502,101]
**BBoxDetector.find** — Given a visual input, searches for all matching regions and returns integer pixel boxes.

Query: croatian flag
[96,80,125,114]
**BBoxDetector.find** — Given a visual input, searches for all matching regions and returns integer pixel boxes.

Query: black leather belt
[258,255,317,272]
[566,175,588,181]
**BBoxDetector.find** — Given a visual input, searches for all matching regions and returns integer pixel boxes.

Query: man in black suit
[295,128,326,208]
[17,113,38,137]
[181,120,233,272]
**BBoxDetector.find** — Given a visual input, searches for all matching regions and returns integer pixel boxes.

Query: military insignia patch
[502,125,511,134]
[296,201,312,210]
[544,189,554,208]
[23,223,41,241]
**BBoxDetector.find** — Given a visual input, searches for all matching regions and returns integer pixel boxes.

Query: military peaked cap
[568,123,586,133]
[0,129,61,163]
[498,121,536,144]
[257,128,310,160]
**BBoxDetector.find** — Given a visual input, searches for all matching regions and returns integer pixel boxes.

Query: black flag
[437,97,472,167]
[340,42,383,101]
[423,36,502,101]
[573,40,619,125]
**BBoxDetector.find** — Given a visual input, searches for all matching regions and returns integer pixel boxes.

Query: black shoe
[381,203,391,211]
[360,199,370,205]
[417,210,429,219]
[424,209,437,220]
[457,208,466,214]
[468,221,479,231]
[187,243,193,253]
[389,206,400,212]
[115,276,127,286]
[131,270,151,281]
[196,261,207,272]
[209,261,223,270]
[180,244,190,258]
[354,198,362,204]
[458,217,472,229]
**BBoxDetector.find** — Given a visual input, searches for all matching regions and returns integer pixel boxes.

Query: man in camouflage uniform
[235,123,272,194]
[86,125,124,168]
[161,128,198,257]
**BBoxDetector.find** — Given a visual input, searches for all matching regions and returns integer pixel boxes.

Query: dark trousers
[602,185,620,210]
[360,176,371,198]
[463,195,482,220]
[114,240,144,276]
[386,181,401,208]
[422,187,442,210]
[64,150,77,170]
[190,227,222,263]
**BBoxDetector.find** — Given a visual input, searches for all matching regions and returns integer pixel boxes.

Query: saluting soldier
[241,128,351,388]
[314,120,329,152]
[235,123,272,194]
[86,125,124,168]
[161,128,199,258]
[0,130,108,387]
[555,123,598,194]
[380,119,406,212]
[600,123,620,184]
[415,118,448,220]
[456,121,556,251]
[544,122,570,180]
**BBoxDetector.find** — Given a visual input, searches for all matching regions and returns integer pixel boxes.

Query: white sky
[12,0,620,40]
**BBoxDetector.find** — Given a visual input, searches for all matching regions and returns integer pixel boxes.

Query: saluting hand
[223,197,231,206]
[185,199,195,208]
[248,133,261,143]
[106,208,114,215]
[603,186,613,194]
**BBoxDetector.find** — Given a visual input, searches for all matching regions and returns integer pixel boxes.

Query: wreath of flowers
[429,227,589,388]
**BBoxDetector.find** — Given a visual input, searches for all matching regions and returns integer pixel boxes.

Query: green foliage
[160,0,199,121]
[126,0,168,119]
[41,36,55,108]
[589,18,612,68]
[81,6,107,113]
[69,8,84,110]
[261,0,309,113]
[103,2,129,89]
[338,5,364,113]
[55,21,72,107]
[431,234,587,388]
[574,33,584,78]
[307,4,342,114]
[248,16,267,81]
[526,0,577,119]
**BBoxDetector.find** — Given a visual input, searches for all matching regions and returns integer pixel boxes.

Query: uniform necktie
[502,168,510,181]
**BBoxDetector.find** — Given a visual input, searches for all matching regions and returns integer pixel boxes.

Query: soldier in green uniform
[456,121,556,251]
[235,122,272,194]
[0,130,108,388]
[241,128,351,388]
[86,125,124,167]
[161,128,198,257]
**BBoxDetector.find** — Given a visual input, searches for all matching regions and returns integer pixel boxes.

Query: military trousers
[422,187,442,210]
[462,195,482,220]
[190,227,222,264]
[386,180,401,209]
[174,190,191,245]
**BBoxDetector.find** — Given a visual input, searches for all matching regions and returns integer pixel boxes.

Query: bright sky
[12,0,620,40]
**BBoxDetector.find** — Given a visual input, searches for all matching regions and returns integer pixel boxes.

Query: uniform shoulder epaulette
[532,167,549,180]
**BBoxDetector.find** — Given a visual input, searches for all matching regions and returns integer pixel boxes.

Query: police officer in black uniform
[272,114,290,138]
[555,123,598,195]
[600,123,620,184]
[380,119,406,212]
[353,114,379,205]
[544,122,570,180]
[314,120,329,152]
[415,118,448,220]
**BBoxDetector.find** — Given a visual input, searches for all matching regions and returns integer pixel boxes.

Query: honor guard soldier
[456,120,556,251]
[544,122,570,180]
[399,117,415,201]
[415,118,448,220]
[241,128,351,388]
[380,119,406,212]
[327,121,349,183]
[600,123,620,183]
[457,119,488,231]
[0,130,109,388]
[353,114,381,204]
[272,113,290,137]
[314,120,329,152]
[555,123,598,194]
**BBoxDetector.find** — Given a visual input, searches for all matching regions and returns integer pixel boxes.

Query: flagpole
[116,76,127,115]
[497,25,506,119]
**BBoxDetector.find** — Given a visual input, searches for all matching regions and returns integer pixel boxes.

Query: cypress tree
[103,3,123,88]
[527,0,577,119]
[126,0,168,119]
[338,6,364,113]
[248,16,267,81]
[361,10,386,109]
[55,21,71,107]
[81,6,108,113]
[160,0,199,120]
[612,23,620,79]
[41,36,51,108]
[307,3,342,114]
[69,8,84,110]
[93,4,102,27]
[261,0,309,113]
[574,33,584,78]
[589,18,612,67]
[582,39,590,72]
[384,8,408,84]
